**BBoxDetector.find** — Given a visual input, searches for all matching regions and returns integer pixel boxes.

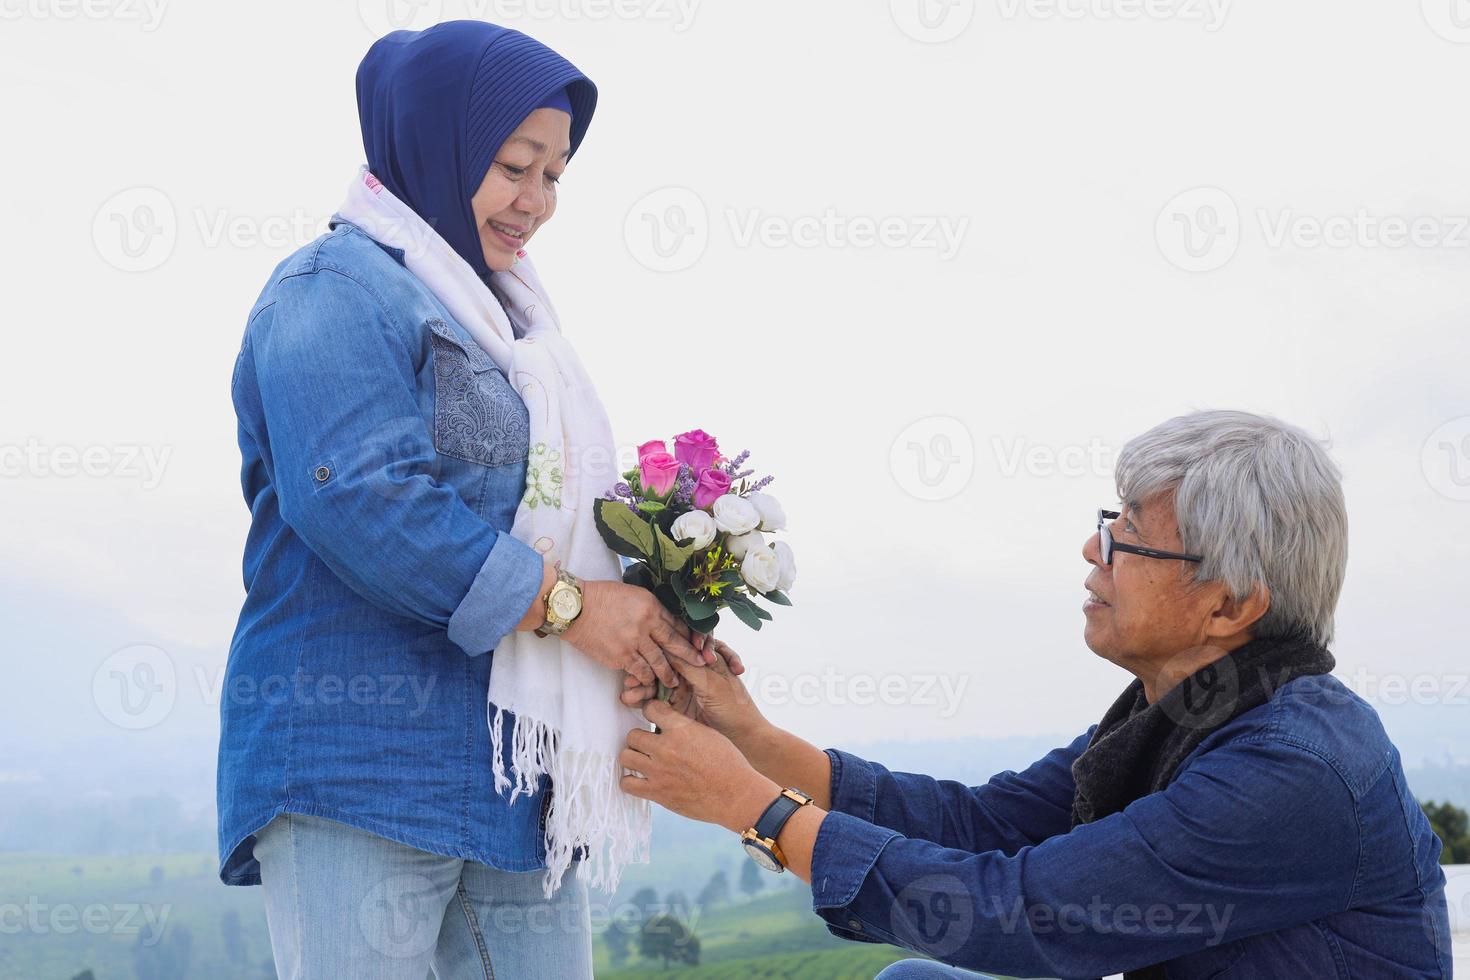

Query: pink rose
[636,439,667,463]
[673,429,721,474]
[640,452,681,497]
[693,467,732,509]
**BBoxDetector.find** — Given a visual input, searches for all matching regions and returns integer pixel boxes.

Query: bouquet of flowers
[594,429,796,646]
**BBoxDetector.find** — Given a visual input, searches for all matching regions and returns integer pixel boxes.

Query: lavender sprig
[671,466,698,507]
[722,449,751,473]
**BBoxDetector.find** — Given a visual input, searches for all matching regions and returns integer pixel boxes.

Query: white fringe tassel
[491,704,651,899]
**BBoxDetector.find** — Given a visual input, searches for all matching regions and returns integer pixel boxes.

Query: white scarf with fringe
[334,164,649,896]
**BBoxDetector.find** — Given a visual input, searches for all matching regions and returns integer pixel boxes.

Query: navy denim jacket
[218,218,550,885]
[811,673,1452,978]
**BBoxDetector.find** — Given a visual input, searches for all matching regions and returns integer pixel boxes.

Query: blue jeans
[875,961,995,979]
[254,812,592,979]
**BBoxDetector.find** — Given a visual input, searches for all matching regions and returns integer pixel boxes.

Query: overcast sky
[2,0,1468,762]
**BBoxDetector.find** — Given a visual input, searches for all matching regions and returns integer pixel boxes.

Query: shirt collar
[327,213,407,267]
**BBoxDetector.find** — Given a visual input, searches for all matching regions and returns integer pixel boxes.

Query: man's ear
[1205,582,1270,639]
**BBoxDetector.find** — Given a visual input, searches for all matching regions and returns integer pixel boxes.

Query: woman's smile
[487,218,528,250]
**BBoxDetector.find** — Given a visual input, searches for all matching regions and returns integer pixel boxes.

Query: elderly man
[619,410,1452,979]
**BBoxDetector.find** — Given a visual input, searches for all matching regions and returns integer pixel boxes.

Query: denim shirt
[217,217,550,885]
[811,673,1452,979]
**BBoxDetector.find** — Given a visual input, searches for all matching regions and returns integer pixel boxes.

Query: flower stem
[653,681,674,735]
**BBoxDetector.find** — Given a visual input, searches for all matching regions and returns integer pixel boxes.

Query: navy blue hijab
[355,21,597,280]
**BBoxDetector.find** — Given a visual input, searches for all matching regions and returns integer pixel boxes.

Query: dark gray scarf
[1070,634,1336,980]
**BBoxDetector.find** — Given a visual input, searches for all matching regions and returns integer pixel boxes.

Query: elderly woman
[622,410,1453,979]
[218,21,715,979]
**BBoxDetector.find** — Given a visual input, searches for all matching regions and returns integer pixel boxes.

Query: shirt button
[314,465,331,482]
[846,918,863,932]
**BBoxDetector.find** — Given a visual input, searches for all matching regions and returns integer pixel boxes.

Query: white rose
[711,494,760,536]
[748,492,787,532]
[670,510,716,549]
[725,529,765,560]
[772,540,797,592]
[740,546,781,594]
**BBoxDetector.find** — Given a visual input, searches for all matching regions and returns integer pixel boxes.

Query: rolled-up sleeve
[810,809,902,944]
[254,267,544,655]
[809,735,1359,977]
[446,535,545,654]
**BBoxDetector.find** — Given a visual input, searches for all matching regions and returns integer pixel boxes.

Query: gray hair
[1115,410,1348,647]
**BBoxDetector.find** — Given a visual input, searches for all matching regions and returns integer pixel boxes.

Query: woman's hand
[620,638,768,746]
[561,579,702,689]
[620,700,778,833]
[620,634,746,705]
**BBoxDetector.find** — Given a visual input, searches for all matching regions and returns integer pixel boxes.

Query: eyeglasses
[1096,509,1204,566]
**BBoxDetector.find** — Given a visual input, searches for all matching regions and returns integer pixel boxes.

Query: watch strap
[752,787,811,845]
[535,568,582,637]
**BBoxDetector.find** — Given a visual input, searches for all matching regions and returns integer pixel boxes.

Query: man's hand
[620,637,766,745]
[619,700,778,833]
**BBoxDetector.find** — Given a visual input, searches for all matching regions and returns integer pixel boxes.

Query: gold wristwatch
[534,568,584,637]
[741,787,813,873]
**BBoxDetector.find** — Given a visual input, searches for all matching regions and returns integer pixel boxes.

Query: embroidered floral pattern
[430,333,529,468]
[523,441,563,509]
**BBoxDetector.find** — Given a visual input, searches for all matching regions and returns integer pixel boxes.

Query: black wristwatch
[740,787,813,873]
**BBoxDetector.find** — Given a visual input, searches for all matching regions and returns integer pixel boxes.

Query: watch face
[742,839,782,873]
[551,587,582,620]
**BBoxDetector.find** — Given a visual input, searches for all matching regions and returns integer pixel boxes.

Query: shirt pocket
[426,317,529,469]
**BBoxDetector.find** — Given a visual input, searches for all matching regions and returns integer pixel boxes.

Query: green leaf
[687,610,721,634]
[637,501,667,514]
[594,499,655,558]
[726,600,763,631]
[595,526,645,560]
[718,569,744,586]
[763,590,793,606]
[653,583,683,618]
[681,593,717,620]
[653,524,699,572]
[726,591,771,621]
